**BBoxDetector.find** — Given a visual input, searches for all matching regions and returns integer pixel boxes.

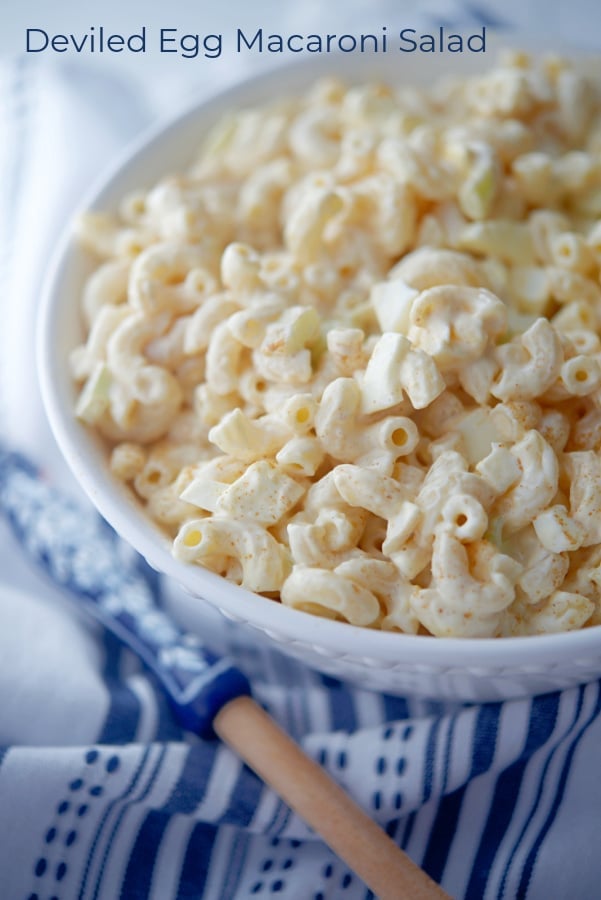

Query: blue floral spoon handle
[0,449,448,900]
[0,450,250,736]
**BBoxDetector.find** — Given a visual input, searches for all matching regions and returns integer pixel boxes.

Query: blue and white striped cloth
[1,3,601,897]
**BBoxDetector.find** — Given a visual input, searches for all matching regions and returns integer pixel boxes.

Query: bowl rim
[37,42,601,668]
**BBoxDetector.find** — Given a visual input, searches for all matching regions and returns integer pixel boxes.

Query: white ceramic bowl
[38,43,601,702]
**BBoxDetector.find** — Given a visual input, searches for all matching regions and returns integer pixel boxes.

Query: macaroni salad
[72,52,601,637]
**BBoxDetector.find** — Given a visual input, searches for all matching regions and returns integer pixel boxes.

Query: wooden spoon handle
[214,695,450,900]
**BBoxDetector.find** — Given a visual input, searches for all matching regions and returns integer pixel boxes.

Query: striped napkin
[1,3,601,898]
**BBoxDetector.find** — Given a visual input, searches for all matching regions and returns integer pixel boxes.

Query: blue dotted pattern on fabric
[30,747,122,897]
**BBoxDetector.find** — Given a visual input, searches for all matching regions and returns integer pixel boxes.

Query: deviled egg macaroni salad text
[72,53,601,637]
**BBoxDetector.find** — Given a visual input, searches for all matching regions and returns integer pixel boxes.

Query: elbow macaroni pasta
[72,52,601,637]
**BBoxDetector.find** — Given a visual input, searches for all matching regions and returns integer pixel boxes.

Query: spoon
[0,449,449,900]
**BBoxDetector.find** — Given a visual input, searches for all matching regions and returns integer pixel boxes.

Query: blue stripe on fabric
[517,682,601,898]
[120,809,170,899]
[464,692,560,900]
[422,717,442,803]
[272,651,303,738]
[97,632,141,744]
[401,811,416,850]
[272,799,293,838]
[441,711,458,793]
[217,829,252,899]
[421,704,502,883]
[498,688,585,898]
[147,672,186,741]
[266,647,304,689]
[296,671,313,738]
[262,793,290,838]
[78,746,152,900]
[162,743,220,815]
[119,742,225,895]
[421,788,467,883]
[382,694,410,721]
[177,822,218,899]
[425,700,446,718]
[470,703,503,777]
[320,675,357,732]
[93,745,168,900]
[101,629,122,679]
[223,762,265,828]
